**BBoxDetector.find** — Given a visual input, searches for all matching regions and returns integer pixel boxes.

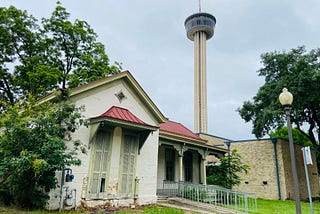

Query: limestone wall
[280,139,320,200]
[232,140,282,199]
[231,139,319,200]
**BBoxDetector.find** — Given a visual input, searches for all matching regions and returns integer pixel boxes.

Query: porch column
[174,144,187,182]
[179,155,183,181]
[200,158,207,185]
[196,148,209,185]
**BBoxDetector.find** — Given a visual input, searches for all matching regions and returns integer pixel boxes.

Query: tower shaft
[194,31,208,133]
[185,12,215,133]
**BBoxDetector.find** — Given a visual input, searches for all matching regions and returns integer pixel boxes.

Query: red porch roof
[95,106,150,126]
[160,120,201,140]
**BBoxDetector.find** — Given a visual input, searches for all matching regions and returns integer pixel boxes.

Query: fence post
[245,194,248,213]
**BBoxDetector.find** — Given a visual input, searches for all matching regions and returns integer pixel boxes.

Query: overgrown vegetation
[0,95,87,208]
[0,1,121,209]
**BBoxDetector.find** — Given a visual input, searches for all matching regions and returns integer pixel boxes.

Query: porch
[158,120,227,189]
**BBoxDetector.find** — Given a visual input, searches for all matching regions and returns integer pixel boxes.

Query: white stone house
[44,71,227,210]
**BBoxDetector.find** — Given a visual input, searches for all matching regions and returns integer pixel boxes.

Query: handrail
[157,181,257,213]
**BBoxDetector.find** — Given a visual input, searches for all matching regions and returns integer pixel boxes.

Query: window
[89,129,111,199]
[115,91,126,102]
[119,133,138,196]
[165,148,175,181]
[184,151,193,182]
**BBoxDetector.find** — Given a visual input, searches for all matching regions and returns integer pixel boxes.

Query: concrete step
[157,195,169,203]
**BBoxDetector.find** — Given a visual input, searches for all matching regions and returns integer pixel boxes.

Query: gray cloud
[2,0,319,140]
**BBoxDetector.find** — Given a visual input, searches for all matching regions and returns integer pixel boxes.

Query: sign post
[301,146,314,214]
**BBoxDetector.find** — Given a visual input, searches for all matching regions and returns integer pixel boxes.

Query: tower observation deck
[184,12,216,133]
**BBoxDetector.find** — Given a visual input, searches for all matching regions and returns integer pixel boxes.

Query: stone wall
[231,139,282,199]
[231,139,319,200]
[280,139,320,200]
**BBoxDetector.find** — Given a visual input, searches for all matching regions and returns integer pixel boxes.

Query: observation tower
[185,12,216,133]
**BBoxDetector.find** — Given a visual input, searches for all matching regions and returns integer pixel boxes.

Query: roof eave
[160,130,206,144]
[160,131,228,152]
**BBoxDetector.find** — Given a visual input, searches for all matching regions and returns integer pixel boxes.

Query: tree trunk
[0,172,12,185]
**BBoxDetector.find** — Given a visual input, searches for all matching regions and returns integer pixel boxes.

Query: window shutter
[120,134,137,196]
[89,130,110,199]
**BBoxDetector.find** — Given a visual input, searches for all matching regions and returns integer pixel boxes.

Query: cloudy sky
[2,0,320,140]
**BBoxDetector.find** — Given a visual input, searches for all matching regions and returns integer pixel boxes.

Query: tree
[207,150,249,189]
[269,127,320,170]
[41,2,121,89]
[0,3,120,208]
[0,95,87,208]
[0,3,121,106]
[269,127,312,147]
[238,46,320,161]
[0,6,41,105]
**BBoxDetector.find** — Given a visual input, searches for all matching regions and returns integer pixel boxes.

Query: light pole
[279,88,301,214]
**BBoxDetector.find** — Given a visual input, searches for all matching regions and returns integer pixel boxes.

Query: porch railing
[157,181,257,213]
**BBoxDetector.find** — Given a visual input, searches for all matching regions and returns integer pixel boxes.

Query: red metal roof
[96,106,149,126]
[160,121,201,140]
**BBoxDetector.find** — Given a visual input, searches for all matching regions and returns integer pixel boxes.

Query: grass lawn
[0,205,188,214]
[0,205,185,214]
[251,198,320,214]
[117,205,186,214]
[1,199,320,213]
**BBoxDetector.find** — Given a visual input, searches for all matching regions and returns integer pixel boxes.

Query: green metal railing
[157,181,257,213]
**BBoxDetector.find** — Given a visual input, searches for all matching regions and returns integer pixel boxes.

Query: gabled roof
[93,106,153,127]
[38,70,167,124]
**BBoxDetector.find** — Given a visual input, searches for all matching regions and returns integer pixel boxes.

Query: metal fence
[157,181,257,213]
[157,180,179,197]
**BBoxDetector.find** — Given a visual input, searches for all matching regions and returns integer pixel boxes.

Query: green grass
[1,199,320,213]
[0,206,79,214]
[0,205,191,214]
[251,198,320,214]
[117,205,186,214]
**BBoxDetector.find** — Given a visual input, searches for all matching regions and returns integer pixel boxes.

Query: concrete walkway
[157,197,246,214]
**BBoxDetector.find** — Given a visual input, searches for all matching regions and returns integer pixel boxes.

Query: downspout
[272,138,281,200]
[225,141,231,189]
[59,168,65,212]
